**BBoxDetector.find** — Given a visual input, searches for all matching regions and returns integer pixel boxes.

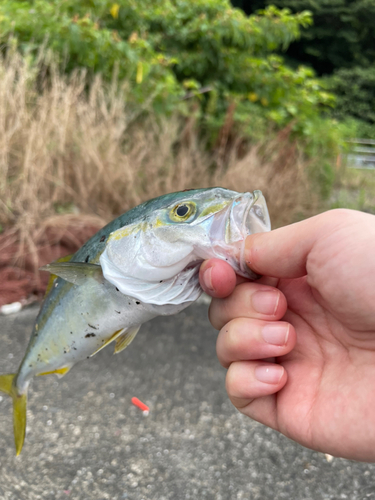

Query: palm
[274,275,375,461]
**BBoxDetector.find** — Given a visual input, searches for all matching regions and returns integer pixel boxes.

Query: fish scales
[20,190,212,375]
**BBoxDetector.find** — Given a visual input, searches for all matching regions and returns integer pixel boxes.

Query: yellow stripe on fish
[199,201,227,218]
[108,221,147,242]
[37,367,71,377]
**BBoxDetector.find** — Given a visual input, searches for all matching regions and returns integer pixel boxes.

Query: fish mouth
[238,190,271,238]
[225,190,270,241]
[210,190,271,278]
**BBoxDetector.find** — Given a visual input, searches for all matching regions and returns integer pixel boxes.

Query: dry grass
[0,51,320,269]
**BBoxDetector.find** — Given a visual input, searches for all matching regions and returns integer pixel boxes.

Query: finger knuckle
[208,299,223,330]
[225,364,243,399]
[224,320,242,354]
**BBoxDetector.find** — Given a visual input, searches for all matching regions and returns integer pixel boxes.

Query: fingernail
[255,365,284,384]
[252,290,279,315]
[203,267,214,292]
[262,323,289,346]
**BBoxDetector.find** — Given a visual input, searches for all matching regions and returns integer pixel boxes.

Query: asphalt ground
[0,303,374,500]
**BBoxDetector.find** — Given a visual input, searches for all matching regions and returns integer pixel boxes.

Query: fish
[0,187,271,455]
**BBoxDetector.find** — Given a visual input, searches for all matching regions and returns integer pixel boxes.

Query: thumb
[244,210,356,279]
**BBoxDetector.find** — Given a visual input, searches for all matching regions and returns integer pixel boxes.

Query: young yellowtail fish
[0,187,270,455]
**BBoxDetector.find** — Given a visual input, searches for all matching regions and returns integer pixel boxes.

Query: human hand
[199,209,375,462]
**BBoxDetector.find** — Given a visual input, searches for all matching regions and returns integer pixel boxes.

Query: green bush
[325,67,375,126]
[234,0,375,76]
[233,1,375,139]
[0,0,334,139]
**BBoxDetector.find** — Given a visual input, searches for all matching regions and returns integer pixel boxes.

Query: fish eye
[169,202,196,222]
[176,205,189,217]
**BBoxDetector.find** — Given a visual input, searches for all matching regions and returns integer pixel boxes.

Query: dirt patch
[0,215,105,307]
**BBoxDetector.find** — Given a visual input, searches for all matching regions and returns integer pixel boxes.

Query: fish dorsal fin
[114,325,141,354]
[90,328,125,357]
[44,254,73,296]
[40,262,103,286]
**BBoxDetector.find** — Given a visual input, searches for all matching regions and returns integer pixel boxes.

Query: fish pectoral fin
[44,254,74,296]
[37,366,71,378]
[90,328,125,357]
[90,325,141,357]
[40,262,104,286]
[114,325,141,354]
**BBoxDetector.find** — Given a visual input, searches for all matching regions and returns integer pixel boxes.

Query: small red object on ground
[131,397,149,412]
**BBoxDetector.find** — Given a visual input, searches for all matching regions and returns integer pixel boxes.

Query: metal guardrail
[342,139,375,170]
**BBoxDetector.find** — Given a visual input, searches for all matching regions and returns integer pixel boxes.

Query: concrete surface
[0,304,374,500]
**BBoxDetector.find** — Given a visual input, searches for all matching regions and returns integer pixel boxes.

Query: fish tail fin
[0,373,15,395]
[0,374,28,456]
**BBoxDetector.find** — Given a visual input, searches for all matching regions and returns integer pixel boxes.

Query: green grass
[330,167,375,214]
